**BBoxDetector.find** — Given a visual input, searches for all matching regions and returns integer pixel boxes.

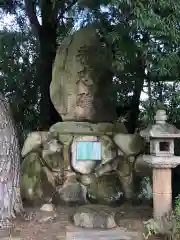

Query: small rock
[72,204,116,229]
[40,203,56,212]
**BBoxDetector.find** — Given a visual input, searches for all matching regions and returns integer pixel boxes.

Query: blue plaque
[76,141,101,161]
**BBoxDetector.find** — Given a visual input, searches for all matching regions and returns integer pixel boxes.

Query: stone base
[66,224,142,240]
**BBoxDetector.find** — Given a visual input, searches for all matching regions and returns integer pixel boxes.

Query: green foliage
[143,196,180,239]
[0,19,39,144]
[175,194,180,216]
[143,213,177,240]
[1,0,180,135]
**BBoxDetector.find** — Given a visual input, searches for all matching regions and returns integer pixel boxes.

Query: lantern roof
[140,109,180,139]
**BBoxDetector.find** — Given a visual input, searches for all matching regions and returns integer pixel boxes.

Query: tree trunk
[24,0,62,130]
[0,92,24,228]
[126,53,146,133]
[157,81,163,103]
[37,25,62,130]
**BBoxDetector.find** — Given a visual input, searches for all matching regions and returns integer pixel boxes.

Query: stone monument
[20,25,146,207]
[50,25,116,122]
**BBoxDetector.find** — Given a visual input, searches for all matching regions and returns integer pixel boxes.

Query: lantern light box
[76,141,101,161]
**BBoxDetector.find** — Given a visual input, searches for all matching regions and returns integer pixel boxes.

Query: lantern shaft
[153,168,172,219]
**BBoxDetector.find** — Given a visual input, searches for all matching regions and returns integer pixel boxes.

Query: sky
[0,13,16,30]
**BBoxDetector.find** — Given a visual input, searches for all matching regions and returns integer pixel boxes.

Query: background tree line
[0,0,180,145]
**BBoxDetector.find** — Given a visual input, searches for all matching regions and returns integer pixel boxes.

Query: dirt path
[11,204,161,240]
[13,206,72,240]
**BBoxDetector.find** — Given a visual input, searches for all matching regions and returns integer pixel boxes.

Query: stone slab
[66,224,143,240]
[2,237,21,240]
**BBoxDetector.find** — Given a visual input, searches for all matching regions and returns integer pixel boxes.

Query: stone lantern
[140,109,180,220]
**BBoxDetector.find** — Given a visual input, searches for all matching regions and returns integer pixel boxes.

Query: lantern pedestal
[139,154,180,219]
[153,168,172,219]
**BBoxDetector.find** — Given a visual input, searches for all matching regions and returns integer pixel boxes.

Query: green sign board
[76,141,101,161]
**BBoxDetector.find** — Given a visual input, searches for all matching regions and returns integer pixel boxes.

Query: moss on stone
[20,152,56,203]
[87,174,124,205]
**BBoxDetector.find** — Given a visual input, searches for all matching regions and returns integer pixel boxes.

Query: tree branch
[24,0,41,38]
[57,0,78,23]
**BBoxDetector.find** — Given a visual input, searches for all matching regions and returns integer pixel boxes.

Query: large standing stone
[50,25,117,122]
[72,205,116,229]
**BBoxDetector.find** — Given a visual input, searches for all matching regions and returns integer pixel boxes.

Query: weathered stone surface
[117,156,132,177]
[58,135,73,145]
[56,176,87,205]
[72,205,116,229]
[77,174,97,186]
[114,133,145,156]
[40,203,56,212]
[66,225,142,240]
[100,135,117,164]
[21,131,49,157]
[66,224,142,240]
[50,121,127,136]
[43,138,62,155]
[93,158,119,178]
[117,156,134,200]
[21,133,65,205]
[42,138,64,177]
[20,152,57,204]
[135,155,152,176]
[87,174,124,205]
[50,25,116,122]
